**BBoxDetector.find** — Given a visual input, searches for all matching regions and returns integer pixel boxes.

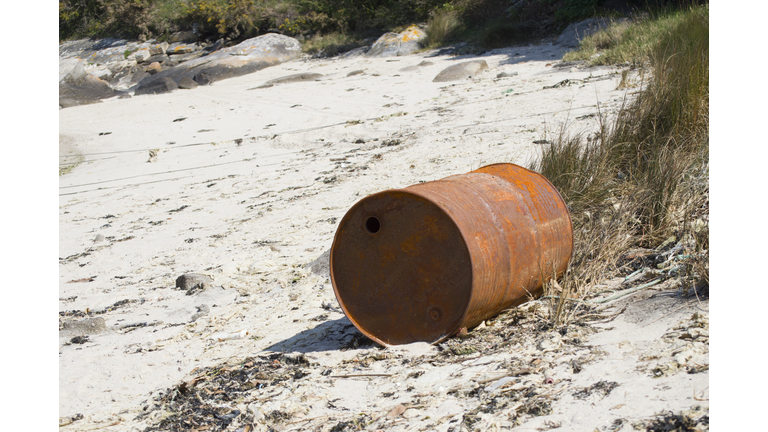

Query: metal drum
[330,163,573,346]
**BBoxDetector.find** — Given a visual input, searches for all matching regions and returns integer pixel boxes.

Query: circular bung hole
[365,216,381,234]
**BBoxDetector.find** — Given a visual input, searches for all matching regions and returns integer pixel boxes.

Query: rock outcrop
[134,33,301,95]
[59,58,116,108]
[59,33,302,106]
[367,25,426,57]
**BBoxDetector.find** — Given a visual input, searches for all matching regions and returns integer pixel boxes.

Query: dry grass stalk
[531,5,709,326]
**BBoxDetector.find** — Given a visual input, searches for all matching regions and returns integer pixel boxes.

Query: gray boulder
[142,53,169,65]
[59,58,115,108]
[135,76,178,95]
[433,60,489,82]
[146,62,163,75]
[133,33,301,96]
[557,17,629,48]
[367,25,426,57]
[340,46,369,58]
[178,76,199,89]
[149,42,169,56]
[59,58,87,84]
[169,31,198,44]
[133,47,152,63]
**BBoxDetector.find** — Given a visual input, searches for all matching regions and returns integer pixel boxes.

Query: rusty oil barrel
[330,163,573,346]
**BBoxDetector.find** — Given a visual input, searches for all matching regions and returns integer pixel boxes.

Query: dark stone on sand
[176,273,213,291]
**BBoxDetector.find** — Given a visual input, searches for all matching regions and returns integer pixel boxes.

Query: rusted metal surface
[330,163,573,346]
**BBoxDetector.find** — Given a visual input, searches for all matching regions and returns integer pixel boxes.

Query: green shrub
[552,0,603,24]
[301,32,365,56]
[478,20,537,48]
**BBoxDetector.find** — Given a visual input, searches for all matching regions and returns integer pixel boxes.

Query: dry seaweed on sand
[140,353,315,432]
[572,380,619,400]
[641,407,709,432]
[139,299,614,432]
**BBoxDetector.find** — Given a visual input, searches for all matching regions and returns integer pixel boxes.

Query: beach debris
[330,163,572,345]
[69,335,90,344]
[148,149,159,162]
[572,360,582,373]
[59,413,84,427]
[141,353,314,431]
[643,312,709,378]
[543,79,581,89]
[175,273,212,294]
[572,380,619,400]
[497,71,518,78]
[213,330,249,341]
[168,205,189,213]
[486,376,516,393]
[642,407,709,432]
[67,276,97,283]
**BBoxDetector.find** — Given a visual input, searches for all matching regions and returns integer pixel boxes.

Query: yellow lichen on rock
[400,25,426,42]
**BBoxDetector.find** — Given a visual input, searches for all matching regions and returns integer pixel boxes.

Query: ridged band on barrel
[330,163,573,346]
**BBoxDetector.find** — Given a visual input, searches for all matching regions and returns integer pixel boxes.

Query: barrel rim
[329,187,474,346]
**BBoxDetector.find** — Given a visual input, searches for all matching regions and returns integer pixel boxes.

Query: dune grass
[530,4,709,325]
[424,9,463,48]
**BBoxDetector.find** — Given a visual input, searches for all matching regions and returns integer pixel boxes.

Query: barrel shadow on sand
[265,316,377,353]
